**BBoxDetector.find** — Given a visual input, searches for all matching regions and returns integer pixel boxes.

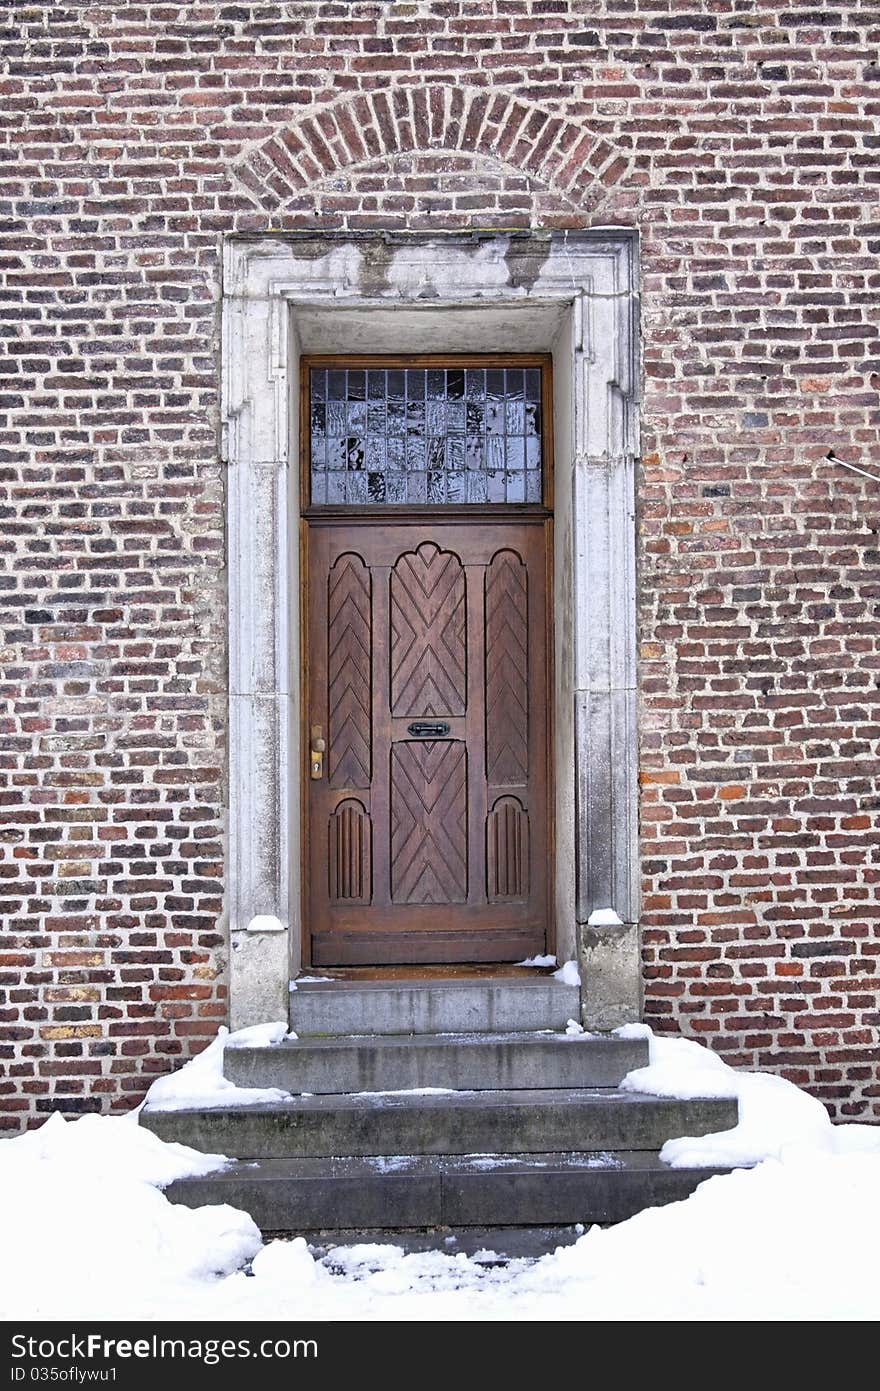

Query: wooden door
[306,517,550,965]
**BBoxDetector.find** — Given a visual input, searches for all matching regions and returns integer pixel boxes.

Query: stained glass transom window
[308,365,544,505]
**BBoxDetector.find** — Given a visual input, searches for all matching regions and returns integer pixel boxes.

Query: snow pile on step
[2,1024,878,1321]
[515,954,581,985]
[615,1024,869,1167]
[618,1024,740,1100]
[553,960,581,986]
[144,1023,293,1111]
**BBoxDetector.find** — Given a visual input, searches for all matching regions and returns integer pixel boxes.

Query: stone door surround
[222,230,640,1029]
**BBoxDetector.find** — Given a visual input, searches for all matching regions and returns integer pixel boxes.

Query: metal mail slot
[407,721,450,738]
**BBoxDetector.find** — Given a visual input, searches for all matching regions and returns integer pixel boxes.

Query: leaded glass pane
[309,365,543,505]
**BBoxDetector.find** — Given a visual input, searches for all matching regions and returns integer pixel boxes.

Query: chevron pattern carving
[327,553,372,788]
[485,549,528,787]
[391,740,467,904]
[390,543,466,716]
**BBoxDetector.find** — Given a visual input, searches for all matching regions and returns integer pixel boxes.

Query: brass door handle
[310,725,325,780]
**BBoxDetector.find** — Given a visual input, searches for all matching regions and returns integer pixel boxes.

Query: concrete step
[164,1151,733,1232]
[141,1088,737,1159]
[224,1031,648,1094]
[288,976,580,1036]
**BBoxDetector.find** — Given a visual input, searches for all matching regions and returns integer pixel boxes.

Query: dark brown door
[306,517,550,965]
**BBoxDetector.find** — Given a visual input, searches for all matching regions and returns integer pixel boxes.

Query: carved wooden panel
[487,796,530,902]
[309,518,548,965]
[329,798,371,903]
[390,542,466,716]
[485,549,528,787]
[391,740,467,904]
[327,553,371,788]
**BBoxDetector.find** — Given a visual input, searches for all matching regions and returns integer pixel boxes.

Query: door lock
[310,725,325,780]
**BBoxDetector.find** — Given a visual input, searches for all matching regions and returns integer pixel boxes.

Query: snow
[290,975,334,989]
[586,908,623,927]
[564,1018,585,1036]
[355,1087,460,1098]
[620,1028,738,1102]
[144,1024,293,1111]
[616,1021,652,1040]
[617,1025,855,1169]
[5,1108,225,1189]
[245,914,285,932]
[552,959,581,986]
[662,1073,834,1169]
[0,1112,261,1321]
[2,1022,878,1321]
[371,1155,418,1173]
[224,1022,296,1049]
[516,954,580,983]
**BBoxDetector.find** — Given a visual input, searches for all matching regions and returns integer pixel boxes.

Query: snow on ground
[0,1112,261,1321]
[1,1026,878,1321]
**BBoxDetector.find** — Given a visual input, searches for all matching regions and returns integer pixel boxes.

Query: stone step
[141,1088,736,1159]
[288,976,580,1036]
[224,1031,647,1094]
[164,1151,733,1232]
[308,1227,587,1260]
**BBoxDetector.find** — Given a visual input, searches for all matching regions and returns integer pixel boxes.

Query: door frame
[222,231,640,1030]
[299,353,556,968]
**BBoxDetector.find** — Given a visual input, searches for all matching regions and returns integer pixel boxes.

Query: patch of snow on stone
[553,959,581,987]
[517,954,557,968]
[617,1024,857,1169]
[245,914,285,932]
[586,908,623,927]
[144,1025,292,1111]
[355,1087,460,1097]
[371,1155,418,1173]
[224,1022,290,1049]
[460,1154,527,1170]
[615,1022,652,1040]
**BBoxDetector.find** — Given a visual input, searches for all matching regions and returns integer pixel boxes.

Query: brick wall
[1,0,878,1129]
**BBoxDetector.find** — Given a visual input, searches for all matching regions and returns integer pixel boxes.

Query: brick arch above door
[305,148,586,231]
[232,85,634,214]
